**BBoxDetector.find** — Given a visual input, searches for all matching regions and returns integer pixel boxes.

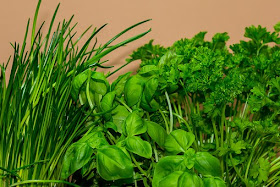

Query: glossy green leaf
[158,171,183,187]
[101,91,116,120]
[111,105,130,133]
[90,71,109,95]
[164,130,195,154]
[61,142,94,179]
[79,131,109,149]
[146,121,167,147]
[138,65,159,77]
[152,155,188,187]
[111,72,132,97]
[178,171,204,187]
[203,177,226,187]
[124,75,143,107]
[124,111,147,136]
[71,69,90,100]
[96,145,133,180]
[184,148,196,169]
[194,152,222,177]
[125,136,152,158]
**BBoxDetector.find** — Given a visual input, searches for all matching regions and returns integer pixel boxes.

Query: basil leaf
[178,171,204,187]
[194,152,222,177]
[112,105,130,133]
[71,69,90,100]
[111,72,131,97]
[158,171,183,187]
[90,71,109,96]
[124,111,147,136]
[96,145,133,181]
[152,155,187,187]
[124,75,143,107]
[138,65,159,77]
[141,77,160,112]
[61,142,94,179]
[101,91,116,120]
[146,121,167,147]
[164,130,195,154]
[79,131,109,149]
[203,177,226,187]
[125,136,152,158]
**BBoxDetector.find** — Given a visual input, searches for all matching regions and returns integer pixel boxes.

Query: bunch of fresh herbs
[62,23,280,187]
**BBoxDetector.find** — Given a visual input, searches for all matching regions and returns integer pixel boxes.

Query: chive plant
[0,0,150,186]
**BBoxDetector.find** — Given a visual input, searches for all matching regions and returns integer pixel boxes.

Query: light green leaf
[111,105,130,133]
[71,69,90,100]
[61,142,94,179]
[138,65,159,77]
[164,130,195,154]
[124,75,143,107]
[111,72,132,97]
[125,136,152,158]
[194,152,222,177]
[90,71,109,96]
[152,155,188,187]
[203,177,226,187]
[79,131,109,149]
[124,111,147,136]
[146,121,167,147]
[96,145,133,181]
[101,91,116,120]
[178,171,204,187]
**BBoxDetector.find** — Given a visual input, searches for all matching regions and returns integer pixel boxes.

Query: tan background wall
[1,0,280,81]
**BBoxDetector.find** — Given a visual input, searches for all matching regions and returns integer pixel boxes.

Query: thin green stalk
[165,91,173,132]
[130,153,152,183]
[159,109,169,134]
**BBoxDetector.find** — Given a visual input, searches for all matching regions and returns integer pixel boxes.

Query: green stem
[165,91,173,132]
[130,153,152,183]
[212,118,219,149]
[116,98,132,112]
[159,109,169,134]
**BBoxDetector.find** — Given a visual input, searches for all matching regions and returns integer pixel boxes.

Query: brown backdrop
[1,0,280,80]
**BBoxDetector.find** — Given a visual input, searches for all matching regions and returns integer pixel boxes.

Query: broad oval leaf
[111,105,130,133]
[124,111,147,136]
[90,72,109,96]
[178,171,204,187]
[125,136,152,158]
[61,142,94,179]
[111,72,132,97]
[203,177,226,187]
[145,121,167,147]
[158,171,183,187]
[79,131,109,149]
[138,65,159,77]
[101,91,116,120]
[164,129,195,154]
[71,69,90,100]
[194,152,222,177]
[96,145,133,181]
[152,155,188,187]
[124,75,143,107]
[143,77,158,102]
